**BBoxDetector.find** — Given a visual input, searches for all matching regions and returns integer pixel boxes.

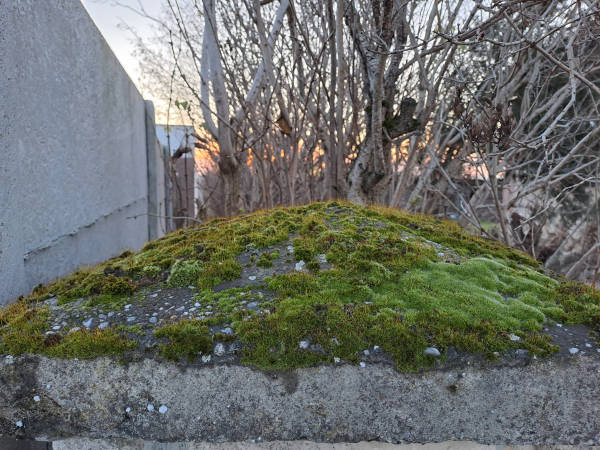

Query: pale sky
[80,0,163,89]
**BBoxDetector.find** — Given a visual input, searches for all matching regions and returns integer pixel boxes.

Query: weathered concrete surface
[50,437,600,450]
[0,0,151,304]
[1,354,599,445]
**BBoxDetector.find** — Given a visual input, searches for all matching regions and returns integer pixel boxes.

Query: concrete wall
[0,0,160,304]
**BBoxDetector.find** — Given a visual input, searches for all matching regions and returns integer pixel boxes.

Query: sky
[80,0,163,89]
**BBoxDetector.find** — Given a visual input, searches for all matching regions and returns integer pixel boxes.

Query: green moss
[44,329,137,359]
[257,252,274,268]
[154,320,212,362]
[5,201,599,370]
[167,259,203,288]
[102,276,135,296]
[142,265,161,278]
[306,261,321,273]
[0,301,136,358]
[84,294,128,309]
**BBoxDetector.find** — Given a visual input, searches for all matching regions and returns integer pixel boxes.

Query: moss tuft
[154,320,212,362]
[167,259,203,288]
[102,276,135,296]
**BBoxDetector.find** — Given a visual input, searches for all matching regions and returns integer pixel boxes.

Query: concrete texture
[50,437,599,450]
[1,354,599,445]
[0,0,152,304]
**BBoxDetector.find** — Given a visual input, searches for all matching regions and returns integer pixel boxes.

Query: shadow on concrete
[0,435,52,450]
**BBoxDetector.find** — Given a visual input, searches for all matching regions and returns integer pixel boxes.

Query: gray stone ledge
[1,354,599,445]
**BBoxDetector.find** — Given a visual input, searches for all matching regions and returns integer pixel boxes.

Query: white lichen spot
[249,276,257,281]
[214,343,225,356]
[147,404,155,411]
[299,340,309,349]
[509,334,520,342]
[16,421,23,427]
[159,405,168,414]
[126,407,131,413]
[33,396,40,402]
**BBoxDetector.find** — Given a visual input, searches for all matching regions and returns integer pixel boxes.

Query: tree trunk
[203,0,240,216]
[345,0,416,205]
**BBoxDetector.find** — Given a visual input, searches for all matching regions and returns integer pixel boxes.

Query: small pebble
[359,362,366,367]
[438,252,445,257]
[221,328,233,335]
[16,421,23,427]
[364,350,370,356]
[374,346,379,350]
[509,334,520,342]
[249,276,257,281]
[556,323,563,327]
[153,312,158,316]
[98,322,109,329]
[195,302,201,307]
[569,348,579,354]
[126,407,131,413]
[150,294,158,298]
[295,261,306,271]
[108,311,114,317]
[98,314,107,320]
[46,384,51,389]
[188,286,195,289]
[299,341,309,349]
[125,304,132,309]
[585,343,592,347]
[147,405,154,411]
[127,317,136,322]
[183,312,189,316]
[149,317,157,324]
[52,326,60,331]
[424,347,441,357]
[82,318,93,328]
[33,396,40,402]
[334,357,340,363]
[247,302,259,309]
[202,355,211,363]
[159,405,168,414]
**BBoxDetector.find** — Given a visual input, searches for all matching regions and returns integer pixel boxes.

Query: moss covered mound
[1,202,600,371]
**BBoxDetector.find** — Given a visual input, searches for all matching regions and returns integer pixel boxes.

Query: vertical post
[145,100,159,241]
